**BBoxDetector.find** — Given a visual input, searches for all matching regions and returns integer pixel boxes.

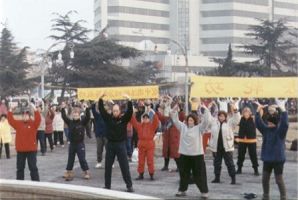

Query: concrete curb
[0,179,160,199]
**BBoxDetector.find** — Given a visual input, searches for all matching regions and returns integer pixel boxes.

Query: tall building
[94,0,171,52]
[94,0,298,61]
[170,0,200,55]
[199,0,298,62]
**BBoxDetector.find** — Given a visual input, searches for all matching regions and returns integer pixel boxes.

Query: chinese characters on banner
[190,76,298,98]
[77,85,159,100]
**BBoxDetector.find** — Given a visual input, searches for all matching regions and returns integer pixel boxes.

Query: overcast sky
[0,0,94,51]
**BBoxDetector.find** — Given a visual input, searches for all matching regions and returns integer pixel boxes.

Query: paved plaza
[0,138,297,200]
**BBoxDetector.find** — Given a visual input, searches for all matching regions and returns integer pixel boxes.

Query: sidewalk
[0,138,297,199]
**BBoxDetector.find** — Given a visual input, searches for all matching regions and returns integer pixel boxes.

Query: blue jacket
[255,112,289,162]
[91,104,106,137]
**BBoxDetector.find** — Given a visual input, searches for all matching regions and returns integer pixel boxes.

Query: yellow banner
[190,76,298,98]
[77,85,159,100]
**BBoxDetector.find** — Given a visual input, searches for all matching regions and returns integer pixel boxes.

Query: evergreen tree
[0,27,31,97]
[243,19,297,75]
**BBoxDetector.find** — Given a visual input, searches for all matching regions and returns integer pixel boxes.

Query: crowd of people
[0,95,293,200]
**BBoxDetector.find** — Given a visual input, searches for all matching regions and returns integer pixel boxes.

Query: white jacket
[53,112,64,131]
[208,112,241,152]
[171,108,211,156]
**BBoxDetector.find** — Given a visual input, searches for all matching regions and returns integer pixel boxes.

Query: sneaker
[161,166,168,171]
[83,171,90,179]
[135,173,144,180]
[201,193,209,199]
[64,171,74,181]
[175,191,186,197]
[67,141,70,145]
[41,153,46,156]
[126,187,134,193]
[112,164,115,168]
[149,174,154,181]
[95,162,102,169]
[61,145,65,148]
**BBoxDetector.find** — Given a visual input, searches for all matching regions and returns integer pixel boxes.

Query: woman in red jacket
[157,104,185,172]
[7,103,41,181]
[45,105,55,152]
[130,108,159,180]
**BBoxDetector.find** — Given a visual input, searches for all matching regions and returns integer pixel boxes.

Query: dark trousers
[36,131,46,153]
[54,131,64,145]
[96,136,108,163]
[44,133,54,151]
[105,141,133,189]
[64,128,69,142]
[237,142,259,169]
[0,141,10,158]
[66,142,89,171]
[85,122,92,138]
[16,151,39,181]
[179,154,208,193]
[132,131,138,149]
[213,150,236,177]
[126,136,133,158]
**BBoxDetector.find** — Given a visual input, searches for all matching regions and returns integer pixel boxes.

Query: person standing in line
[7,103,41,181]
[36,105,46,156]
[53,106,65,147]
[61,102,91,181]
[130,107,159,181]
[126,122,134,162]
[236,107,259,175]
[92,101,107,169]
[0,114,12,159]
[157,95,182,172]
[44,105,55,152]
[170,102,210,199]
[255,99,289,200]
[208,102,240,185]
[98,93,134,193]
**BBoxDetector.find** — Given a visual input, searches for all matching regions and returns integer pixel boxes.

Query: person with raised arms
[98,93,134,193]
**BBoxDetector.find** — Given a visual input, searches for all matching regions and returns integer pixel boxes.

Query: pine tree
[0,27,31,97]
[243,19,297,75]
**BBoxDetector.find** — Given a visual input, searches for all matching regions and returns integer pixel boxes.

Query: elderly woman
[170,102,210,199]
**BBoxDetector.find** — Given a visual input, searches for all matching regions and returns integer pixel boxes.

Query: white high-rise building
[94,0,298,61]
[94,0,171,52]
[199,0,298,62]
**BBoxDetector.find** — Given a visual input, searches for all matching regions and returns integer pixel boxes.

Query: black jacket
[238,117,256,139]
[98,99,133,142]
[61,107,90,144]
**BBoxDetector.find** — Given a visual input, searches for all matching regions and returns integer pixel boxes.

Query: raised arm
[122,101,133,124]
[61,102,71,125]
[254,102,268,134]
[275,99,289,139]
[91,103,100,120]
[7,111,19,129]
[197,106,212,134]
[98,98,111,122]
[130,114,141,131]
[170,106,185,132]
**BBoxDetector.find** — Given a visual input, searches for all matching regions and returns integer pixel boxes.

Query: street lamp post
[170,39,189,115]
[39,41,75,98]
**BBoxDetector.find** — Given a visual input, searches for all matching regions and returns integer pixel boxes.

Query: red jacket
[45,110,55,134]
[130,113,159,142]
[7,111,41,152]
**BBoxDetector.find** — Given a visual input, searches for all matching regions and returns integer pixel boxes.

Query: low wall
[0,179,160,200]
